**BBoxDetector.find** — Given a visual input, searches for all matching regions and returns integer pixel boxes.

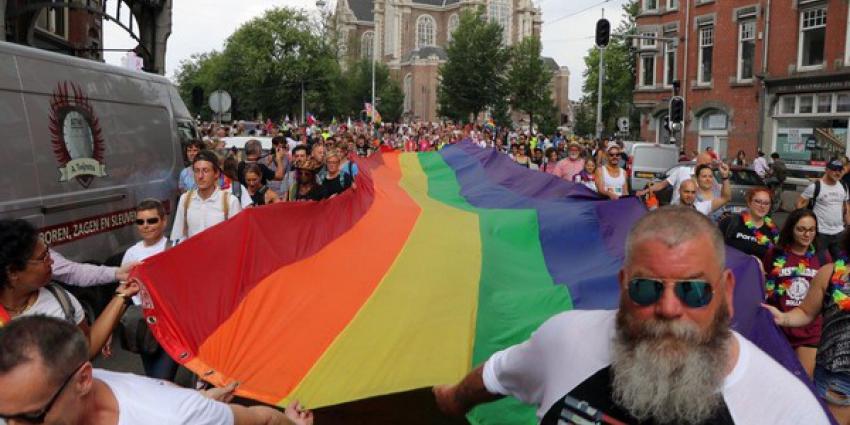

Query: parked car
[625,142,680,193]
[653,164,767,214]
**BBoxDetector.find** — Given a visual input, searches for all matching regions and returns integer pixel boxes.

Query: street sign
[209,90,232,113]
[806,136,817,149]
[617,117,629,132]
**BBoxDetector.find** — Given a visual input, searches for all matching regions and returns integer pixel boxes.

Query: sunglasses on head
[0,363,85,423]
[134,217,160,226]
[628,278,714,308]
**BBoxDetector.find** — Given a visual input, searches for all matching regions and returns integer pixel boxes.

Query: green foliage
[336,59,404,123]
[580,1,639,137]
[173,7,342,121]
[438,8,509,122]
[506,36,557,130]
[573,100,596,138]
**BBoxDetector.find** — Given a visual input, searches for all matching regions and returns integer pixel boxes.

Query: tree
[174,51,227,120]
[506,36,556,131]
[438,8,509,122]
[580,1,639,137]
[173,7,342,122]
[337,59,404,123]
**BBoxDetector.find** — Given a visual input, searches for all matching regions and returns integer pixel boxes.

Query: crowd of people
[5,116,850,424]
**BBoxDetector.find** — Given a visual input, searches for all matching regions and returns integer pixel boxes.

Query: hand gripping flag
[134,142,809,424]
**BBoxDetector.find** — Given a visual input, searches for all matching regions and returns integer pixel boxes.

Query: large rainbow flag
[135,142,802,424]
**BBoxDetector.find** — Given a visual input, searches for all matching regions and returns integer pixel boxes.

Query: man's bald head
[625,206,725,270]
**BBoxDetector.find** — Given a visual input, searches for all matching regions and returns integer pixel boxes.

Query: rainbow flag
[135,142,801,424]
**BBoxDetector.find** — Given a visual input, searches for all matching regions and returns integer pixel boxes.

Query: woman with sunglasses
[762,209,831,378]
[120,199,181,381]
[0,219,138,360]
[718,187,777,259]
[763,231,850,423]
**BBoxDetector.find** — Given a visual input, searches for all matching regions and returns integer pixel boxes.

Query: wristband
[114,291,133,306]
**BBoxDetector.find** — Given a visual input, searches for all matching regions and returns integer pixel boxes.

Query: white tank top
[602,166,625,195]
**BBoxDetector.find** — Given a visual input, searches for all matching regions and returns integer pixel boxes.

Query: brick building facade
[335,0,571,124]
[3,1,103,61]
[634,0,850,169]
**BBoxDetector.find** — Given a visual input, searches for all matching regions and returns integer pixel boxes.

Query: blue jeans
[140,346,179,381]
[815,365,850,406]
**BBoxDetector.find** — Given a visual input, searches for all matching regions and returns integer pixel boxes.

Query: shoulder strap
[222,190,230,220]
[811,180,821,209]
[182,190,193,239]
[45,283,76,323]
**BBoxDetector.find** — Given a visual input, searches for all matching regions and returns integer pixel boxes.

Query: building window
[798,7,827,70]
[641,32,657,48]
[447,14,459,43]
[640,55,656,88]
[488,0,511,45]
[737,21,756,82]
[644,0,658,12]
[799,95,814,114]
[35,7,68,39]
[846,7,850,67]
[817,94,833,114]
[403,74,412,113]
[698,25,714,84]
[838,93,850,113]
[666,0,678,10]
[699,111,729,158]
[416,15,436,48]
[361,31,374,60]
[663,41,676,87]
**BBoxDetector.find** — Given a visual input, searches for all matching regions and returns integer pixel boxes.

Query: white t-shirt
[21,286,85,325]
[122,237,168,305]
[170,188,242,242]
[93,369,234,425]
[694,199,713,215]
[753,156,770,178]
[665,166,694,204]
[802,179,849,235]
[483,310,830,424]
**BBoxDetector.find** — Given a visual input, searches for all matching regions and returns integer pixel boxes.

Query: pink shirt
[553,158,585,182]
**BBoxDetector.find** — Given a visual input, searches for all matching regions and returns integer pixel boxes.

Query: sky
[103,0,630,101]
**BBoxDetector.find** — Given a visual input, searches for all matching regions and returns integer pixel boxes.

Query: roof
[403,46,448,62]
[541,57,560,72]
[347,0,374,22]
[412,0,461,5]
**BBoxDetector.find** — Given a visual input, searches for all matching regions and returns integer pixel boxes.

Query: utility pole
[595,9,606,141]
[301,81,305,125]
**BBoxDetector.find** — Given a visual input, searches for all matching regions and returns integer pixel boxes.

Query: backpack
[45,283,76,323]
[182,189,231,238]
[807,180,850,210]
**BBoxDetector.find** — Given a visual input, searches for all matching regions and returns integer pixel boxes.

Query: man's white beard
[569,153,579,160]
[611,303,732,425]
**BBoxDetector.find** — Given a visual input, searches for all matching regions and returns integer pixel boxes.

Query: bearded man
[433,207,829,425]
[553,142,585,182]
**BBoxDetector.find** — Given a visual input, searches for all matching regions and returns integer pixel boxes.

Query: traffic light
[595,19,611,48]
[191,86,204,109]
[669,96,685,124]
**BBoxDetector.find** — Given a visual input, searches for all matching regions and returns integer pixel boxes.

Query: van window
[633,147,678,169]
[177,120,197,144]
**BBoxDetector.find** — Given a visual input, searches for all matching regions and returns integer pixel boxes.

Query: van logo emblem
[49,82,107,188]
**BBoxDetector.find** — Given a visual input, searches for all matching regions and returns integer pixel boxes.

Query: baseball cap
[606,141,620,152]
[827,159,844,171]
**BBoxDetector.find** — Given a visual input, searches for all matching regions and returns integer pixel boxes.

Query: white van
[0,41,196,266]
[626,143,680,192]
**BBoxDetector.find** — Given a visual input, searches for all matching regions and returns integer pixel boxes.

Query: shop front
[764,75,850,176]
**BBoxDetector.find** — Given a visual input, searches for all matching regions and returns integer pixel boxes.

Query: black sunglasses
[0,362,85,423]
[134,217,160,226]
[628,278,714,309]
